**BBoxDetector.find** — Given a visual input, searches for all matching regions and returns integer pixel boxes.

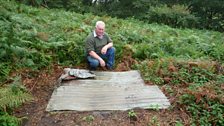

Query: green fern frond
[0,112,20,126]
[0,76,33,110]
[0,90,32,109]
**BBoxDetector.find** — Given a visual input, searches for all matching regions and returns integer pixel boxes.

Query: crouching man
[85,21,115,70]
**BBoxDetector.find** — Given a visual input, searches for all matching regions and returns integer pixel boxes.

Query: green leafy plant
[128,110,138,122]
[149,104,160,111]
[148,116,160,126]
[0,76,32,126]
[175,121,183,126]
[0,76,33,111]
[82,115,94,123]
[128,110,137,118]
[0,111,20,126]
[179,72,224,125]
[0,63,11,83]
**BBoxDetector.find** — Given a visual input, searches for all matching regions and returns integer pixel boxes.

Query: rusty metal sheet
[46,70,170,111]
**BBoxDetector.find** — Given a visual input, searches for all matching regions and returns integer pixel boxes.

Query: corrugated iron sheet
[46,70,170,111]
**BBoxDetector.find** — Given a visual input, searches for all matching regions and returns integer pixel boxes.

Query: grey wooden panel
[46,70,170,111]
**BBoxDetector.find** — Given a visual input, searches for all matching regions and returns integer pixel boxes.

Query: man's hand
[99,58,106,67]
[101,46,108,54]
[89,51,106,67]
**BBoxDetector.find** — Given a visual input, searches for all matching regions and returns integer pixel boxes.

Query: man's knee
[88,59,99,68]
[91,61,99,67]
[107,47,115,55]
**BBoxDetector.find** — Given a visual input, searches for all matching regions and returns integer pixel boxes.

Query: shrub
[143,5,199,28]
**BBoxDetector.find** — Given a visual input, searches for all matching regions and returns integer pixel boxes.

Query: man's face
[95,24,105,36]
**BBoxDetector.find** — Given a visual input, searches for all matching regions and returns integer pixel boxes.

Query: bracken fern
[0,76,33,111]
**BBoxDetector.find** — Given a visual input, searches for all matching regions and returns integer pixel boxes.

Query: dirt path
[14,65,190,126]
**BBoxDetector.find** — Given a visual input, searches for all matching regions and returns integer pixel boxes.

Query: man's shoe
[102,66,107,71]
[89,67,97,71]
[106,66,113,71]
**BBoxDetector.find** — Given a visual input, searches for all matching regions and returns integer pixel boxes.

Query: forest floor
[14,64,190,126]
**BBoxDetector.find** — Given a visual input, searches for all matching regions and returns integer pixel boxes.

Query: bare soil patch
[13,64,190,126]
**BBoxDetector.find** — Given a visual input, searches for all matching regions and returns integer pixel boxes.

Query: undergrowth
[0,76,33,126]
[0,0,223,125]
[134,58,224,125]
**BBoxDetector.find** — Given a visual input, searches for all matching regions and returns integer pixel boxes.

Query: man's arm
[89,51,106,67]
[101,42,113,54]
[85,35,106,67]
[88,42,113,67]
